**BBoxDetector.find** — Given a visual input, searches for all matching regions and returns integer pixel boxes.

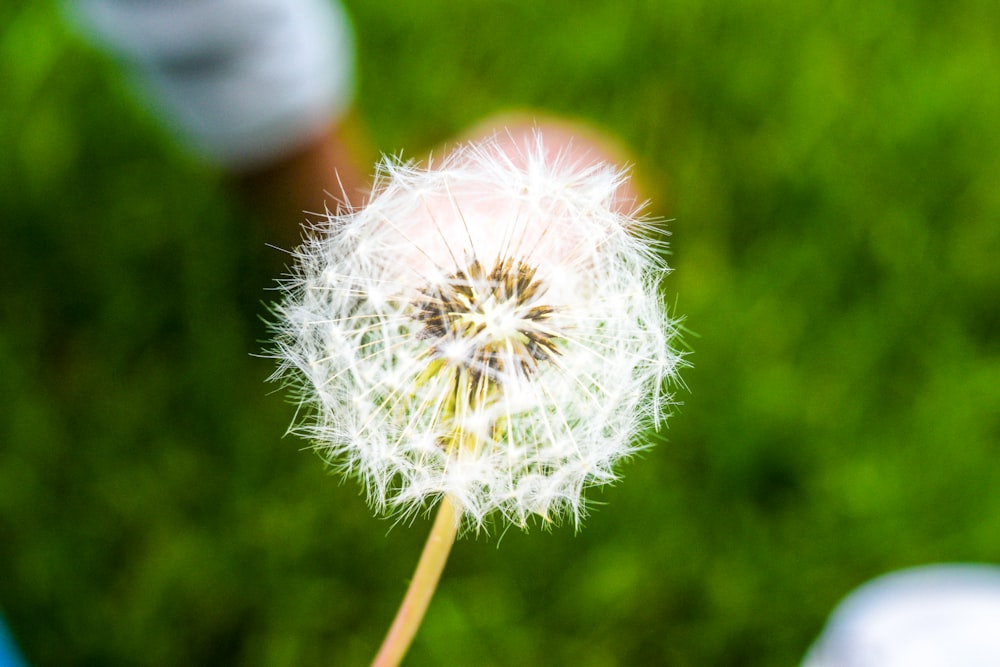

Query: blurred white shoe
[803,564,1000,667]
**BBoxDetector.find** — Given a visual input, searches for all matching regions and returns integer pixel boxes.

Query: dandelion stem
[371,495,461,667]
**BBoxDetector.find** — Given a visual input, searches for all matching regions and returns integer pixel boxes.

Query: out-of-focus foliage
[1,1,998,665]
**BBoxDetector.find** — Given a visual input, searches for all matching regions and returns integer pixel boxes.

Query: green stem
[370,495,461,667]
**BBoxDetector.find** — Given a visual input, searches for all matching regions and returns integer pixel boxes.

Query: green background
[2,1,998,665]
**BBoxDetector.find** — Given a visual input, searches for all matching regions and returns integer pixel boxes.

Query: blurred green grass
[1,0,998,665]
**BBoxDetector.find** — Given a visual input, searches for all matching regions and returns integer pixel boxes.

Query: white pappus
[269,130,686,530]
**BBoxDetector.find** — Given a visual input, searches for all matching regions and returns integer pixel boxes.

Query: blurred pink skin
[242,112,640,252]
[446,114,643,216]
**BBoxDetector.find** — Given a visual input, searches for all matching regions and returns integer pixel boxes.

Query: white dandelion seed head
[270,129,686,530]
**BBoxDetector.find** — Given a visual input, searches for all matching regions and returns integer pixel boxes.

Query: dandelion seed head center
[413,257,562,381]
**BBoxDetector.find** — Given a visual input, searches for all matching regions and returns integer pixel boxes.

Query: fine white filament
[271,131,685,529]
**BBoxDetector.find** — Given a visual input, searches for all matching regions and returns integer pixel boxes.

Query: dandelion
[269,129,685,666]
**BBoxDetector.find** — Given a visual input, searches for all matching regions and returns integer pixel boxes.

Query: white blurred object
[802,564,1000,667]
[65,0,355,168]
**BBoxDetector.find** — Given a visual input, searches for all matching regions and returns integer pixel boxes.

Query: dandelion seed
[270,130,685,530]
